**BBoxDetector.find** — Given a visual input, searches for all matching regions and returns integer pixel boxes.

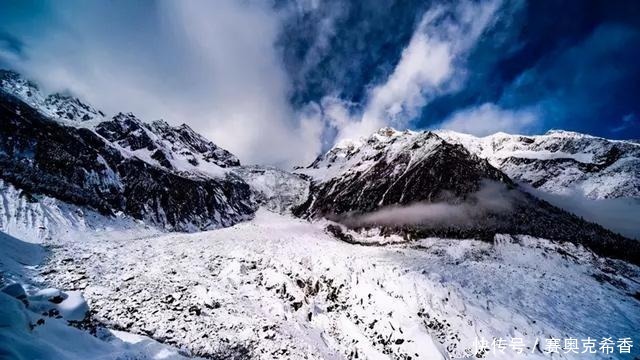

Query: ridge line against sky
[1,0,639,167]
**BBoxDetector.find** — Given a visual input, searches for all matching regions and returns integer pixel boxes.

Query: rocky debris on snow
[37,210,640,360]
[0,282,194,359]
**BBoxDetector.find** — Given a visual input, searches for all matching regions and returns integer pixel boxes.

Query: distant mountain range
[294,127,639,263]
[1,69,638,264]
[436,129,639,199]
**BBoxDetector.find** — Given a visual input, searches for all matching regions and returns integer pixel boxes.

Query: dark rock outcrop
[0,90,255,231]
[295,129,640,265]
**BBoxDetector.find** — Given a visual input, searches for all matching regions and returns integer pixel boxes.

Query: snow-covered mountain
[295,127,640,265]
[301,126,639,201]
[296,127,510,211]
[0,70,318,237]
[2,69,637,256]
[435,129,640,199]
[0,70,105,123]
[0,72,256,233]
[95,113,240,178]
[1,70,640,360]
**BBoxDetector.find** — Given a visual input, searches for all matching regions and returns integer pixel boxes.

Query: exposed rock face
[95,114,240,174]
[0,86,255,231]
[295,128,640,265]
[296,129,511,217]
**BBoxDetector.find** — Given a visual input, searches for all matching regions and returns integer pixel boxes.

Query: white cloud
[437,103,539,136]
[1,0,516,166]
[320,96,358,130]
[1,0,323,168]
[161,0,324,167]
[334,0,503,142]
[523,185,640,240]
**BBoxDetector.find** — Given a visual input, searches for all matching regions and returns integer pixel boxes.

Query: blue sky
[1,0,639,166]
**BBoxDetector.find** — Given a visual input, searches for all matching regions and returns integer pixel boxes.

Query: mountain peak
[544,129,592,138]
[375,126,401,137]
[0,69,105,123]
[0,69,43,104]
[437,128,640,199]
[0,69,35,87]
[113,112,139,120]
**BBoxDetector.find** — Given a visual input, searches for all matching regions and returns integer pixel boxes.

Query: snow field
[38,210,640,359]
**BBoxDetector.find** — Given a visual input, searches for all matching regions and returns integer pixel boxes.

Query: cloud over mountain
[1,0,639,165]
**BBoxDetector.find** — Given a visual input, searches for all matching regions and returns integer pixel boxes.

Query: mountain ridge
[0,80,257,232]
[1,70,638,264]
[295,127,640,264]
[0,69,105,123]
[434,128,640,199]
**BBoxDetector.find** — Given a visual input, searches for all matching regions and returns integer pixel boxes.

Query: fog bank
[338,181,520,228]
[523,185,640,240]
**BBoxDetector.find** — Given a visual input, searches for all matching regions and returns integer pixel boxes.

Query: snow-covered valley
[16,210,636,359]
[2,69,640,359]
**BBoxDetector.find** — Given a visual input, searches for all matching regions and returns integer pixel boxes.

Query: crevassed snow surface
[0,291,193,360]
[36,209,640,359]
[0,230,194,360]
[231,166,310,213]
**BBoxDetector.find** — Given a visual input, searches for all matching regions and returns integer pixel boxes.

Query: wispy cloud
[523,185,640,240]
[610,113,638,134]
[333,0,503,141]
[0,0,323,168]
[436,102,540,136]
[337,181,519,228]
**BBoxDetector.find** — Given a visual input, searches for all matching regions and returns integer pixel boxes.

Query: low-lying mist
[522,185,640,240]
[336,180,522,228]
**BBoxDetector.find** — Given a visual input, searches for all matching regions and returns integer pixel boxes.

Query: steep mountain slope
[295,128,640,264]
[0,79,256,232]
[436,129,640,199]
[96,114,240,178]
[0,70,105,123]
[0,179,157,244]
[297,128,510,214]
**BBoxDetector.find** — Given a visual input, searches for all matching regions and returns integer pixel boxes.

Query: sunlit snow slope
[40,210,640,359]
[435,129,640,200]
